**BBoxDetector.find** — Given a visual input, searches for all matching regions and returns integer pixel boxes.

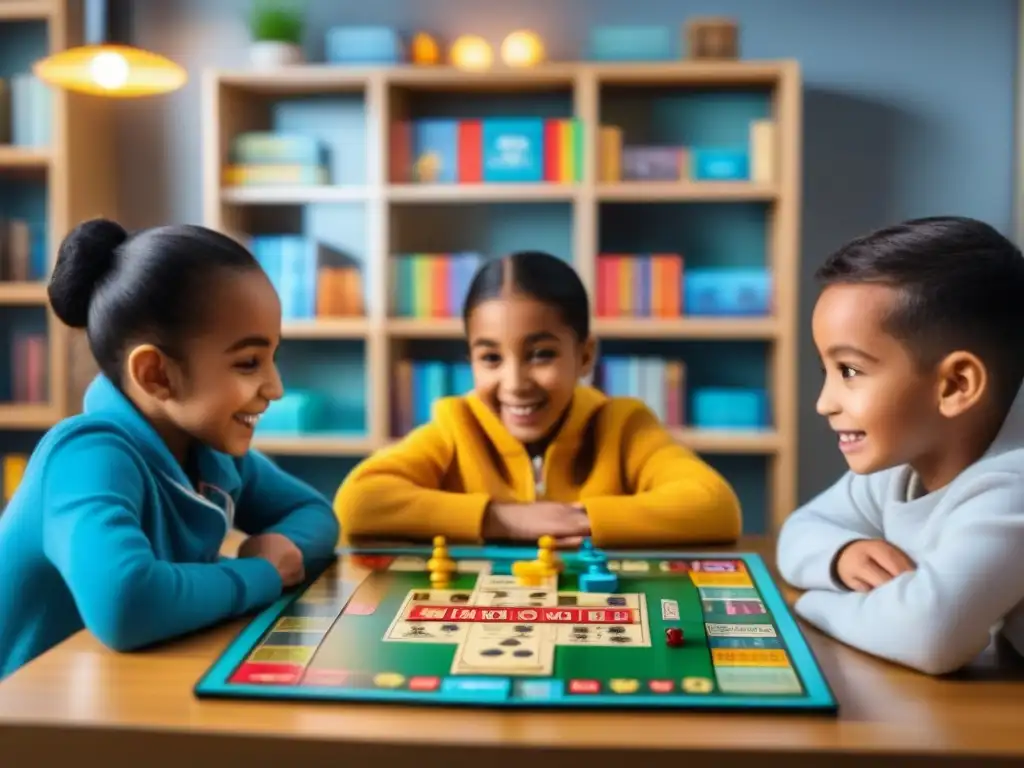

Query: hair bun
[48,218,128,329]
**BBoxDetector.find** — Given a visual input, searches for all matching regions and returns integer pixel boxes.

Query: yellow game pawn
[427,535,456,589]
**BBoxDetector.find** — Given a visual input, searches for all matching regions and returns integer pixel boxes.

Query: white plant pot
[249,41,304,69]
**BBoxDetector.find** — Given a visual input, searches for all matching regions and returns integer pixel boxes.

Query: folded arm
[776,469,892,591]
[234,449,340,567]
[794,473,1024,675]
[582,406,743,546]
[333,422,489,542]
[42,431,282,652]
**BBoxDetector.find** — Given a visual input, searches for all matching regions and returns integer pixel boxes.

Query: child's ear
[580,335,598,379]
[935,350,986,418]
[126,344,177,401]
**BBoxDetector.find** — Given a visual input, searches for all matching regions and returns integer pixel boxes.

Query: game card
[451,623,555,676]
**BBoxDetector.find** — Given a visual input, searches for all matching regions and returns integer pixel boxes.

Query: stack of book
[223,132,330,186]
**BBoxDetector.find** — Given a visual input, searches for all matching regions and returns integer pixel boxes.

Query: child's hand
[238,533,306,587]
[482,501,591,547]
[835,539,915,592]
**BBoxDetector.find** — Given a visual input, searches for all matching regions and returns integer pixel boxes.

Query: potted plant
[249,0,305,69]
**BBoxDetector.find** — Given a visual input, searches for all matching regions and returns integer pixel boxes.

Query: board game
[194,539,837,713]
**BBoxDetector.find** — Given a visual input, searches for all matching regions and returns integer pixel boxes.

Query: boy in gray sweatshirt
[777,215,1024,675]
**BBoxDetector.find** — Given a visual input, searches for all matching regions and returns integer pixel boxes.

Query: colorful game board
[194,544,837,713]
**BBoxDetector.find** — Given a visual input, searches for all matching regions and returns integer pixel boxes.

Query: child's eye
[530,348,557,361]
[234,357,260,372]
[839,364,859,379]
[478,353,501,365]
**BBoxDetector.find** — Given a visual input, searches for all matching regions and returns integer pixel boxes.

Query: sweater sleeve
[791,472,1024,675]
[582,406,743,547]
[41,432,283,652]
[234,449,340,567]
[333,421,490,542]
[776,469,890,591]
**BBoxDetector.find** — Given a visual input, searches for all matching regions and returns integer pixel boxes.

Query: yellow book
[599,125,623,182]
[750,119,776,182]
[558,120,574,183]
[413,255,432,317]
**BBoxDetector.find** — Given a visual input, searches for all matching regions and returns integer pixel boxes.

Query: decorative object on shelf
[449,35,493,71]
[32,0,186,97]
[500,30,545,68]
[684,268,772,317]
[325,26,404,65]
[588,25,675,61]
[692,387,769,430]
[410,32,441,65]
[248,0,305,69]
[691,147,750,180]
[686,17,739,60]
[622,146,689,181]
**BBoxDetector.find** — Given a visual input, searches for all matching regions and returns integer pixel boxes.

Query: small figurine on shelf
[686,17,739,60]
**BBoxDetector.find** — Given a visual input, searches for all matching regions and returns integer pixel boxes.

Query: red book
[457,120,482,183]
[543,119,561,182]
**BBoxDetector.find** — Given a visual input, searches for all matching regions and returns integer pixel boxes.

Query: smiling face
[466,294,594,449]
[128,268,285,460]
[811,282,946,475]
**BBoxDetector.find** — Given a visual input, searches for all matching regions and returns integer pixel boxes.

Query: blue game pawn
[579,560,618,593]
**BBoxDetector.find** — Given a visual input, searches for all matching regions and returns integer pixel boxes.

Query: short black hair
[816,215,1024,411]
[462,251,590,341]
[48,218,261,387]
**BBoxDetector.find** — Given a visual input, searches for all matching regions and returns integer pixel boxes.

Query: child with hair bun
[0,218,339,680]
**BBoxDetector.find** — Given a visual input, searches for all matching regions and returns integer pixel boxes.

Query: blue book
[482,118,544,182]
[412,360,448,426]
[449,361,474,396]
[448,252,482,316]
[413,120,459,183]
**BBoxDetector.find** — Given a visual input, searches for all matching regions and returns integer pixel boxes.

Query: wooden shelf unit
[202,61,802,532]
[0,0,117,430]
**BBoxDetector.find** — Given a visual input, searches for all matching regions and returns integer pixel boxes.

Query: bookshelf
[0,0,116,444]
[202,60,801,534]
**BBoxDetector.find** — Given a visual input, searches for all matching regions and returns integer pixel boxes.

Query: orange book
[618,257,633,316]
[431,255,451,318]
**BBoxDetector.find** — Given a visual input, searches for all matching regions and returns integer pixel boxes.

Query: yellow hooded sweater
[334,385,742,547]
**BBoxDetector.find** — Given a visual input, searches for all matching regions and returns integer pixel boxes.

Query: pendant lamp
[32,0,186,97]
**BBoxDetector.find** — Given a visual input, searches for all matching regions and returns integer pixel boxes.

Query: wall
[114,0,1019,505]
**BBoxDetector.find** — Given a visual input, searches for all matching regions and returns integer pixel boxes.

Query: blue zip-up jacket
[0,374,340,679]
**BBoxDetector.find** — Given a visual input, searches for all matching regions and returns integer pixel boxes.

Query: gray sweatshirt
[776,383,1024,675]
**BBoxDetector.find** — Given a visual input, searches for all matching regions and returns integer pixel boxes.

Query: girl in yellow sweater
[335,251,742,548]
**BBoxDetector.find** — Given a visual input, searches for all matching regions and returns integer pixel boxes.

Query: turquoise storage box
[588,26,675,61]
[692,388,770,429]
[692,147,750,181]
[255,390,329,434]
[326,26,404,64]
[685,268,772,317]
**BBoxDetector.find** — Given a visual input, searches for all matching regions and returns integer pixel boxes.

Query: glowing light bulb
[89,50,129,90]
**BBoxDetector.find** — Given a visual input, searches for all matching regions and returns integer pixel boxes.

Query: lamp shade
[33,44,187,97]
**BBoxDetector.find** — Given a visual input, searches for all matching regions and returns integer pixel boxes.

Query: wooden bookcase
[201,61,802,533]
[0,0,117,431]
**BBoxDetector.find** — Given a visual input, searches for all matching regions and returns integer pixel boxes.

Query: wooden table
[2,536,1024,767]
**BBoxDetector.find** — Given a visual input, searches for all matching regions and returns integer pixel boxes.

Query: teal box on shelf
[692,388,770,430]
[685,268,772,317]
[588,26,675,61]
[255,390,329,434]
[326,26,404,64]
[692,147,750,181]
